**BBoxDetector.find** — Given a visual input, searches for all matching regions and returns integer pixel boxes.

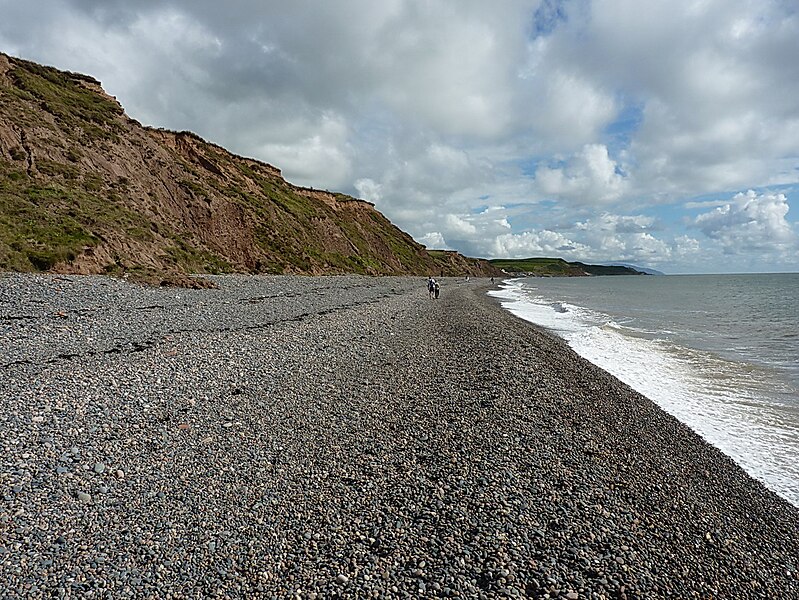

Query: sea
[488,273,799,507]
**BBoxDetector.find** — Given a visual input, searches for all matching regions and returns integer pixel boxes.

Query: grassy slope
[489,257,643,276]
[0,60,145,271]
[0,54,500,279]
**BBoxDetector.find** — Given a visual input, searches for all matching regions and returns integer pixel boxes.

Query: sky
[2,0,798,274]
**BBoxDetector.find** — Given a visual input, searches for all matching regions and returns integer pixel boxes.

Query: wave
[489,280,799,507]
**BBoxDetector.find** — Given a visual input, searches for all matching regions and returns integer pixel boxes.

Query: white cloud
[526,68,618,149]
[692,190,797,253]
[255,113,353,188]
[491,230,591,258]
[2,0,798,273]
[418,231,449,250]
[444,214,478,236]
[535,144,628,205]
[673,235,702,261]
[575,213,656,234]
[564,212,672,265]
[371,1,533,137]
[354,178,382,203]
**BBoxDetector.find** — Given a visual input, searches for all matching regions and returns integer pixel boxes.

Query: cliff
[489,257,647,277]
[0,53,500,284]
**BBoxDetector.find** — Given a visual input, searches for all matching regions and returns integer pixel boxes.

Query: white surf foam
[489,280,799,507]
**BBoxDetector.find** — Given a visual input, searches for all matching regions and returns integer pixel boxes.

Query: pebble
[0,274,797,598]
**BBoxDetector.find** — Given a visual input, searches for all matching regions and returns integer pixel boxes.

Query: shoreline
[1,274,797,598]
[487,276,799,509]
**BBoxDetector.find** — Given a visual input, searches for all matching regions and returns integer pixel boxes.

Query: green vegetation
[489,257,644,277]
[179,179,208,197]
[0,159,151,271]
[0,52,500,280]
[36,158,81,180]
[0,186,98,270]
[7,58,123,139]
[163,234,231,273]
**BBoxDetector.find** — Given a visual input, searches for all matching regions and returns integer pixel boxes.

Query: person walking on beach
[434,279,440,299]
[427,276,435,299]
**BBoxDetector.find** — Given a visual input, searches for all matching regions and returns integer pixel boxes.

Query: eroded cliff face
[0,53,501,282]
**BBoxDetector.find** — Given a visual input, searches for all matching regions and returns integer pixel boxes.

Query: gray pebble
[0,274,797,599]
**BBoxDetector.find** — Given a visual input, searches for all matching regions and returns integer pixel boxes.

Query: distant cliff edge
[0,53,500,285]
[489,257,652,277]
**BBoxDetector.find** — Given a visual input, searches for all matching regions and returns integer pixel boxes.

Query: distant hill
[489,257,647,277]
[0,53,500,285]
[604,262,665,275]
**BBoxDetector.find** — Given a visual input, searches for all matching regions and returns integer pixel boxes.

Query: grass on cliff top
[6,57,124,140]
[489,257,642,276]
[489,257,580,275]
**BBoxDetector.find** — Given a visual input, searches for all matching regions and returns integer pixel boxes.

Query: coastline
[1,274,797,598]
[488,275,799,508]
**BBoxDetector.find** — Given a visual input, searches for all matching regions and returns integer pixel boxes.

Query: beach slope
[1,275,796,598]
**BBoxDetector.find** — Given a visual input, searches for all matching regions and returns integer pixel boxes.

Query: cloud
[673,235,702,261]
[525,68,619,150]
[535,144,628,205]
[254,113,353,188]
[371,1,533,138]
[491,230,591,258]
[418,231,449,250]
[444,214,478,236]
[565,212,671,265]
[2,0,798,273]
[692,190,797,254]
[353,178,382,203]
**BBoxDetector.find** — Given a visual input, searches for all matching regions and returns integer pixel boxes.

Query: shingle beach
[1,274,797,599]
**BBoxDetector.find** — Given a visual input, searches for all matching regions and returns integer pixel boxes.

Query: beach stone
[77,492,91,504]
[0,274,797,599]
[93,462,105,474]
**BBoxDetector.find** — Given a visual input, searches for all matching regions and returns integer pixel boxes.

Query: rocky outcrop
[0,53,501,282]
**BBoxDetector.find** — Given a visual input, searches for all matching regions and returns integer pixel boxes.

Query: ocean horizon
[489,273,799,507]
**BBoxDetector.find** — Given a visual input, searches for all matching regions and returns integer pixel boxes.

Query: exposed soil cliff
[0,53,500,283]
